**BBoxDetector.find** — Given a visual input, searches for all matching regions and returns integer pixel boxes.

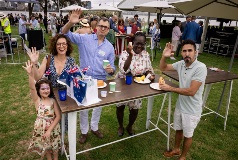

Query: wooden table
[162,69,238,130]
[54,75,178,160]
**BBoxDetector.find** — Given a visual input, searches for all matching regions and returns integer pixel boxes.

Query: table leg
[121,37,125,56]
[167,92,171,151]
[224,80,233,130]
[68,112,77,160]
[202,84,212,107]
[150,37,153,61]
[146,96,154,129]
[116,37,119,56]
[61,113,66,155]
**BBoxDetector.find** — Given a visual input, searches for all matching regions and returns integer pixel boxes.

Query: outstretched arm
[61,9,82,34]
[27,47,46,81]
[22,60,39,110]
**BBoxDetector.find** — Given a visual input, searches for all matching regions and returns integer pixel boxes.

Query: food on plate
[135,75,145,82]
[97,80,104,87]
[159,77,165,85]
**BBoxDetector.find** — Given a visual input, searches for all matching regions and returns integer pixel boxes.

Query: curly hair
[35,78,54,98]
[49,34,73,56]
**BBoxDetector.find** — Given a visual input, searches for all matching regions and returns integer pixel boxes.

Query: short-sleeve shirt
[46,55,75,87]
[19,18,26,34]
[172,59,207,116]
[116,50,154,78]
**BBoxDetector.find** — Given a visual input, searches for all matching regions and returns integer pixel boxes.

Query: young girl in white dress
[23,60,61,160]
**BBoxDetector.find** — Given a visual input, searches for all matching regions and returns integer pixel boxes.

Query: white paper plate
[209,67,218,71]
[98,82,107,89]
[150,83,161,90]
[134,78,151,84]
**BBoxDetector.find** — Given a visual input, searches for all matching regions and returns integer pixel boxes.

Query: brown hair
[35,78,54,98]
[118,18,124,25]
[49,34,73,56]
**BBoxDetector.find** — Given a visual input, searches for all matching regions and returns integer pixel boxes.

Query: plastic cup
[109,82,116,92]
[126,75,133,85]
[101,91,107,97]
[58,85,67,101]
[103,60,110,68]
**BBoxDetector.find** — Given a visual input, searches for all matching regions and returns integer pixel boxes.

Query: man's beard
[184,56,190,63]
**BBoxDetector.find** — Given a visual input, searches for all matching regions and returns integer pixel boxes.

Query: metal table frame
[55,76,178,160]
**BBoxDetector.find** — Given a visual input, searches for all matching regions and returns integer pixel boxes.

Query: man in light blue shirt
[62,9,115,144]
[19,14,30,49]
[159,40,207,160]
[30,15,39,28]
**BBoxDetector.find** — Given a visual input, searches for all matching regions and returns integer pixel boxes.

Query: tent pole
[199,17,209,53]
[215,34,238,117]
[228,34,238,71]
[147,12,150,34]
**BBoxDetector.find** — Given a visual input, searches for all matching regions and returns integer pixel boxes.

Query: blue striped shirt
[65,31,115,80]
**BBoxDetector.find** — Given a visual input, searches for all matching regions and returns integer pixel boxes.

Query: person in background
[196,21,204,54]
[23,61,61,160]
[109,15,122,34]
[115,18,126,55]
[116,32,155,136]
[62,9,116,144]
[124,17,129,27]
[19,14,30,50]
[30,14,39,28]
[160,40,207,160]
[172,21,182,58]
[74,19,92,34]
[90,16,98,33]
[0,12,12,54]
[124,18,138,43]
[134,14,141,30]
[176,15,191,57]
[43,13,48,33]
[182,16,200,52]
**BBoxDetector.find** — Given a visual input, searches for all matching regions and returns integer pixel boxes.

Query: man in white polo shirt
[159,39,207,160]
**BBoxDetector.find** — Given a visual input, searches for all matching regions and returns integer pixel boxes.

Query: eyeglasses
[97,25,109,30]
[56,43,67,47]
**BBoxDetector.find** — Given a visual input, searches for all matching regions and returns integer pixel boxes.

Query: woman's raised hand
[27,47,39,64]
[126,43,133,56]
[69,9,82,24]
[22,60,33,75]
[162,42,174,58]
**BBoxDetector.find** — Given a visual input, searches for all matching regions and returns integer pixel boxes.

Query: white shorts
[173,108,201,138]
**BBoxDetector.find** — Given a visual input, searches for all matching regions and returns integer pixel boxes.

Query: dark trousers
[44,23,48,33]
[176,43,182,57]
[4,33,12,54]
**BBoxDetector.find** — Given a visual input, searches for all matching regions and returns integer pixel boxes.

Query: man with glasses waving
[61,9,115,144]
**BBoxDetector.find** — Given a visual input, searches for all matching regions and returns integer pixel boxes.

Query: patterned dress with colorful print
[28,98,61,157]
[116,50,154,109]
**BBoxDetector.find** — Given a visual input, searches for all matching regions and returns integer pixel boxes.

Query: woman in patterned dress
[23,61,61,159]
[116,32,155,136]
[27,34,75,87]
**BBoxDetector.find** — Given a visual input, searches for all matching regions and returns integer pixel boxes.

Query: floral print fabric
[28,98,61,157]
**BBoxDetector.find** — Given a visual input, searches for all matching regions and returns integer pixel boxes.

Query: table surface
[162,69,238,84]
[54,75,178,113]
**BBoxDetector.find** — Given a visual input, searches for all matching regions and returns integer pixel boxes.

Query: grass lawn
[0,25,238,160]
